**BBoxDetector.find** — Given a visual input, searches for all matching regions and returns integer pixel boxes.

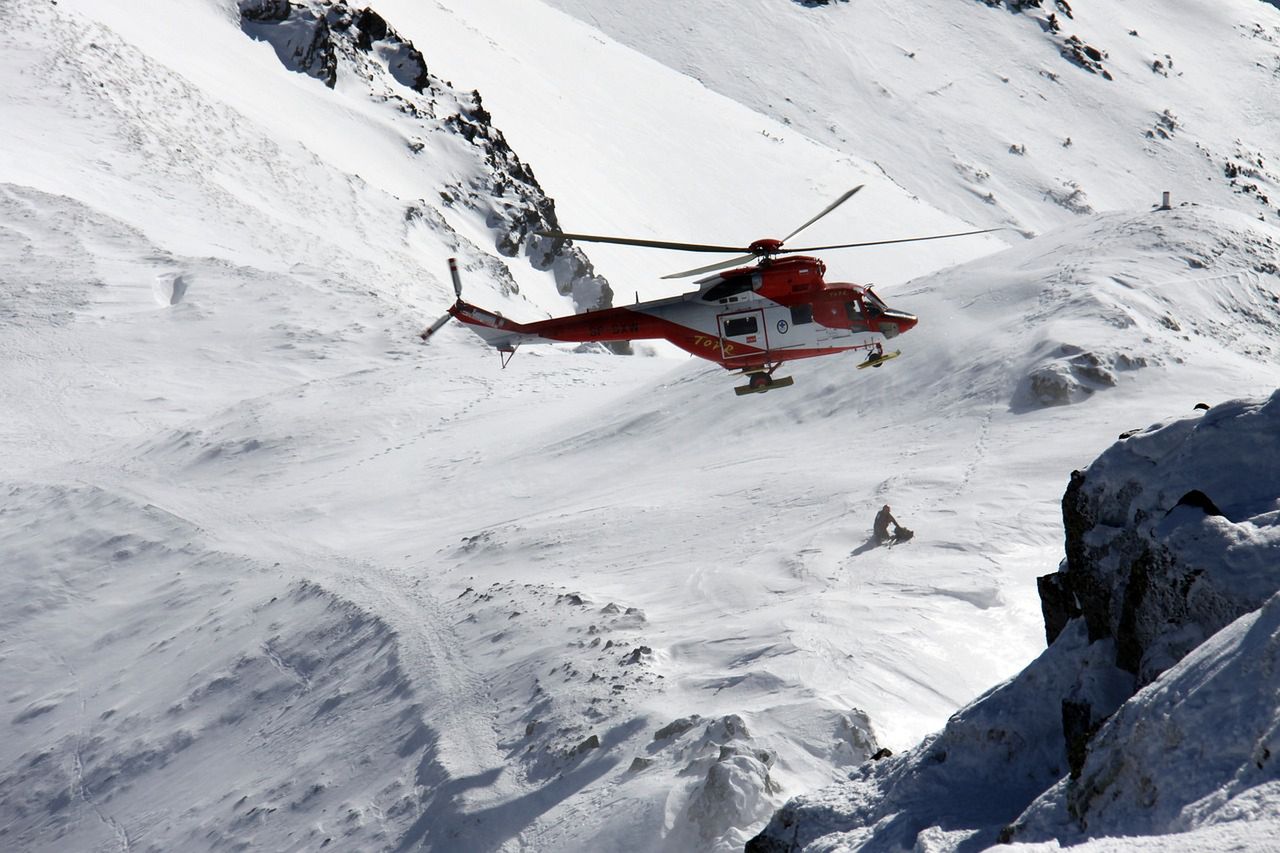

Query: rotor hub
[749,238,784,256]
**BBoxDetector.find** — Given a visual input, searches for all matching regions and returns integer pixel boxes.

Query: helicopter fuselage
[447,255,918,373]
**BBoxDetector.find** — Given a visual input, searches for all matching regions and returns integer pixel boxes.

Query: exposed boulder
[653,714,702,742]
[659,715,789,852]
[1060,34,1112,79]
[1018,344,1144,409]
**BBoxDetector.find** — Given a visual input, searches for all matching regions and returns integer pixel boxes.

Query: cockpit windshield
[863,288,888,314]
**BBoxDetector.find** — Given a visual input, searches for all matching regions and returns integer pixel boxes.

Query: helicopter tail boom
[450,301,555,350]
[420,256,668,352]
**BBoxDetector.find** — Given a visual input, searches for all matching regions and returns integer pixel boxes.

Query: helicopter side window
[846,301,869,331]
[863,290,887,315]
[790,304,814,325]
[723,316,758,337]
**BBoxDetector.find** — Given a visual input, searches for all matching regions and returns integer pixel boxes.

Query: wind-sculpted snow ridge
[0,484,444,852]
[747,392,1280,852]
[237,0,615,315]
[892,205,1280,414]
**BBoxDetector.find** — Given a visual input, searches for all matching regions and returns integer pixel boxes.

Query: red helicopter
[421,186,997,395]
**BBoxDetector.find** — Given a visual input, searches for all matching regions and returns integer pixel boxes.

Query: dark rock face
[240,3,427,93]
[1037,570,1080,645]
[348,8,429,92]
[1060,698,1099,778]
[1169,489,1224,517]
[237,1,618,322]
[238,0,290,24]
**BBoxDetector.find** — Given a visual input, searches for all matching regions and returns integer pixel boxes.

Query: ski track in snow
[53,643,132,853]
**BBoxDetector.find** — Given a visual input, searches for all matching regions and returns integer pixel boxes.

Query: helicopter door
[718,309,767,360]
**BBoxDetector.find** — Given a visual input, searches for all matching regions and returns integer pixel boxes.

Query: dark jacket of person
[874,505,898,541]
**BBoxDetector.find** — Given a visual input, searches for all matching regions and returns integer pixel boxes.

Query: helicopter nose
[878,310,918,339]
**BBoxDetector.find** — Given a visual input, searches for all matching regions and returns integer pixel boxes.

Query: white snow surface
[1,0,1279,851]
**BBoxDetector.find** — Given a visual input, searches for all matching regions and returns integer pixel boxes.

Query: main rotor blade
[783,227,1005,253]
[781,185,864,243]
[661,253,759,280]
[537,230,748,254]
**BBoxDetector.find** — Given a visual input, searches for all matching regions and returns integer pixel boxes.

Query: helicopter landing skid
[734,371,795,396]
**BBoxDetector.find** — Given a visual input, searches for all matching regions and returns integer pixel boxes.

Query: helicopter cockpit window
[701,278,754,302]
[863,289,887,315]
[723,316,758,337]
[790,304,814,325]
[846,300,869,331]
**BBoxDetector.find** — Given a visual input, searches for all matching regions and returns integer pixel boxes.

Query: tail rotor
[419,258,464,342]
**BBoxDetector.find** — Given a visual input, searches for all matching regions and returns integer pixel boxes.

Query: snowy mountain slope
[0,0,613,326]
[34,196,1275,851]
[3,0,1280,851]
[539,0,1280,237]
[0,483,445,853]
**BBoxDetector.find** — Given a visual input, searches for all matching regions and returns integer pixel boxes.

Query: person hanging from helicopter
[865,342,885,366]
[874,504,914,544]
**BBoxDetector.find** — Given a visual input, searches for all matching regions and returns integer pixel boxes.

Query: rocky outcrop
[444,90,618,318]
[1045,392,1280,685]
[972,0,1112,81]
[748,393,1280,851]
[658,715,801,852]
[238,1,617,321]
[1009,590,1280,842]
[240,1,337,88]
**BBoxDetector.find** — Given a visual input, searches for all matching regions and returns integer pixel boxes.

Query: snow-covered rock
[1008,590,1280,843]
[1049,392,1280,685]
